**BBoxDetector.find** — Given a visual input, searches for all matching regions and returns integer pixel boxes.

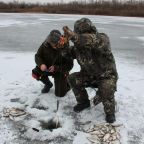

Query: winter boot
[105,114,116,123]
[41,83,53,93]
[73,100,90,112]
[40,75,53,94]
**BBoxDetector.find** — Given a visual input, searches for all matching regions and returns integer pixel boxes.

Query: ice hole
[40,118,61,131]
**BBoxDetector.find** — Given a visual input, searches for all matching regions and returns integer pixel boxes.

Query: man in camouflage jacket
[32,30,73,97]
[63,18,118,123]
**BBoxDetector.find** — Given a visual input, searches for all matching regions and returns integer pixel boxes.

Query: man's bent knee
[32,67,42,80]
[68,72,82,88]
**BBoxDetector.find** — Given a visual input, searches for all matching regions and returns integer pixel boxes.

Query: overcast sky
[0,0,143,4]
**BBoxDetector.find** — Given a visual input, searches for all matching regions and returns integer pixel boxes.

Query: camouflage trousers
[68,72,117,115]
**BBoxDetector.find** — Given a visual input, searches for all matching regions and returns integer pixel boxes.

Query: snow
[137,37,144,42]
[0,14,144,144]
[1,13,144,28]
[0,49,144,144]
[120,37,129,39]
[73,132,91,144]
[0,20,23,27]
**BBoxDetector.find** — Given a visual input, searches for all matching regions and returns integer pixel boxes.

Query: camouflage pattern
[74,18,97,34]
[71,33,118,79]
[67,18,118,115]
[68,72,117,114]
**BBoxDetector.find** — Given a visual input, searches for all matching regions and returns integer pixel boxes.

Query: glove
[59,36,67,46]
[56,36,68,49]
[63,26,75,41]
[40,64,47,71]
[48,65,59,73]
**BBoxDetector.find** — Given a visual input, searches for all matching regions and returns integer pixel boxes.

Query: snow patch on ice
[136,36,144,45]
[73,131,91,144]
[0,20,23,27]
[0,51,144,143]
[120,36,129,39]
[120,23,144,28]
[137,36,144,41]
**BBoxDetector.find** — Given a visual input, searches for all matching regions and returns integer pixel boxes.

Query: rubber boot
[41,83,53,93]
[105,114,116,123]
[40,76,53,94]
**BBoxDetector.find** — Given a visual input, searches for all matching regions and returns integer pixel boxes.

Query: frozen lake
[0,13,144,66]
[0,13,144,144]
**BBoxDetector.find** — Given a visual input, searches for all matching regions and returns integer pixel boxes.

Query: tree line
[0,0,144,17]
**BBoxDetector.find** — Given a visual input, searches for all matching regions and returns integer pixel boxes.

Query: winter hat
[48,30,62,44]
[74,18,97,34]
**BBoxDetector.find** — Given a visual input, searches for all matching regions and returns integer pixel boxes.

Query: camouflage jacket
[35,38,73,73]
[69,32,118,79]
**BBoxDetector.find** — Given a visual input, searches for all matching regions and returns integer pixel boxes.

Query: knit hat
[48,30,62,44]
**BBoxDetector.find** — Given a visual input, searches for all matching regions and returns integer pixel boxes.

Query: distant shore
[0,1,144,17]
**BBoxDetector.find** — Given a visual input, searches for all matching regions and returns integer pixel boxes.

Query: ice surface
[0,13,144,144]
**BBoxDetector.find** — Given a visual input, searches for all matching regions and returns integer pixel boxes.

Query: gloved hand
[57,36,67,48]
[48,65,59,73]
[63,26,75,41]
[40,64,47,71]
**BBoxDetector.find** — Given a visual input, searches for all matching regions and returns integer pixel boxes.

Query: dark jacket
[35,40,73,73]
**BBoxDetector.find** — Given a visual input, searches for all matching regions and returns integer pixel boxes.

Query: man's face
[50,41,64,50]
